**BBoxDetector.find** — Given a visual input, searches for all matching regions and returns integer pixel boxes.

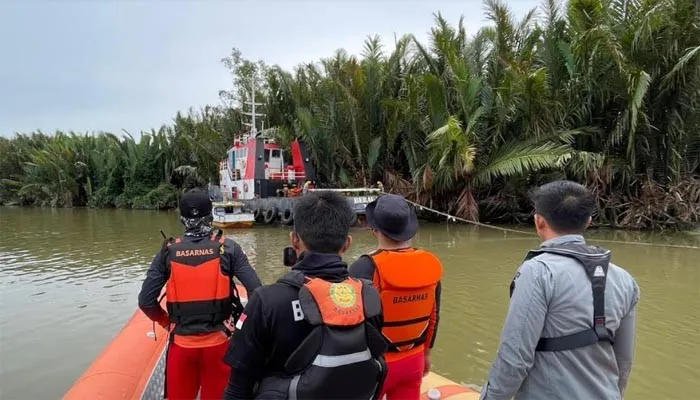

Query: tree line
[1,0,699,230]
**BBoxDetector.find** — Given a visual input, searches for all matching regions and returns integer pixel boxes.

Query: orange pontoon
[64,284,479,399]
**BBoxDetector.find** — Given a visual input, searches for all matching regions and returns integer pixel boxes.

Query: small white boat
[212,201,255,229]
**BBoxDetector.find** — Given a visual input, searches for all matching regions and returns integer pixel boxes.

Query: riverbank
[3,135,697,231]
[2,195,699,235]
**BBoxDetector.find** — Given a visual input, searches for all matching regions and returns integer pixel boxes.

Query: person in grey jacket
[480,180,640,400]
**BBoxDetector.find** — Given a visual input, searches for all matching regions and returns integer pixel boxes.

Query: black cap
[365,194,418,242]
[179,189,212,218]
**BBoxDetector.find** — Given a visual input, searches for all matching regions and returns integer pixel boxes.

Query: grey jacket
[480,235,640,400]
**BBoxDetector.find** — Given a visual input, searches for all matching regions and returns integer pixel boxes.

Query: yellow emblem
[329,282,357,308]
[220,245,225,255]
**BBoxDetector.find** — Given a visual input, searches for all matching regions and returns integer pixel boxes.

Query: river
[0,207,698,399]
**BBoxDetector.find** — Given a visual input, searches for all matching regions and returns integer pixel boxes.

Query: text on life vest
[393,293,429,304]
[175,248,215,257]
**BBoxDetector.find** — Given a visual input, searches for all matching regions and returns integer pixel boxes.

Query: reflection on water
[0,207,698,399]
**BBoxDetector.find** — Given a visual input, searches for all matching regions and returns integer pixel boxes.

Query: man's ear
[585,215,592,230]
[534,214,547,232]
[290,231,300,250]
[340,235,353,255]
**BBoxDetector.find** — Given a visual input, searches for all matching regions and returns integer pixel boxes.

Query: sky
[0,0,540,138]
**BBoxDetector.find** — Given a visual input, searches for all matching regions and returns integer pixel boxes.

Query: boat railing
[308,188,382,194]
[269,169,306,182]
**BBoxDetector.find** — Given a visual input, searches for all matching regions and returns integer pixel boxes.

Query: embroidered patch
[329,282,357,308]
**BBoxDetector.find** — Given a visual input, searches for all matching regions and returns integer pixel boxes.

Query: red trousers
[166,341,231,400]
[379,351,425,400]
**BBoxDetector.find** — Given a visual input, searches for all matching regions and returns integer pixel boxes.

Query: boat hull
[212,221,255,229]
[212,202,256,229]
[64,286,248,400]
[65,285,479,400]
[63,296,170,400]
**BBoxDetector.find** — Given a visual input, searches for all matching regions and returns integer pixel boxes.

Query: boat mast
[241,76,265,138]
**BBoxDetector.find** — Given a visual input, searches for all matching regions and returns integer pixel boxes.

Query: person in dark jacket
[224,191,387,399]
[138,188,262,400]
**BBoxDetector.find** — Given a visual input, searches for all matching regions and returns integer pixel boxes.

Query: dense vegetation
[1,0,699,229]
[0,108,242,209]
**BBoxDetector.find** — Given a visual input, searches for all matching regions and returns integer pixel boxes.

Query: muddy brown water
[0,207,698,399]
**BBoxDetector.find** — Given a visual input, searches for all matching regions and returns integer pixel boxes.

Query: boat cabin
[219,131,316,201]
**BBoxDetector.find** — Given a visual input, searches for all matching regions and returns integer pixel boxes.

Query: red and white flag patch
[235,313,247,330]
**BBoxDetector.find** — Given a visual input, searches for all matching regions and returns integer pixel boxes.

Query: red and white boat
[213,85,379,227]
[215,128,380,227]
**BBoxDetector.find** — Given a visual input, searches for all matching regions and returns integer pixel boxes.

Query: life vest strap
[387,333,427,351]
[537,328,609,351]
[278,270,306,289]
[311,349,372,368]
[167,298,232,318]
[383,315,430,327]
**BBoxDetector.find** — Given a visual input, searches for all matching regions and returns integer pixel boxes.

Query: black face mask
[180,215,214,237]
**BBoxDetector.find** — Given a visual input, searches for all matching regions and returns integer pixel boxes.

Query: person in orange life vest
[349,193,443,400]
[138,188,262,400]
[224,191,387,400]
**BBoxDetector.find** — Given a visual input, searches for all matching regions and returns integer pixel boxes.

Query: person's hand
[223,316,236,333]
[423,351,431,377]
[156,314,170,329]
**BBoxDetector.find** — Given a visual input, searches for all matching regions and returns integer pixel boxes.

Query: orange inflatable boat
[64,285,479,400]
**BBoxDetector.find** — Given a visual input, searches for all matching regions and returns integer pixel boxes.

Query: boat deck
[65,286,481,400]
[421,372,481,399]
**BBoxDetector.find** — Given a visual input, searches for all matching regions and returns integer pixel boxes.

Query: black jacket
[223,252,384,399]
[138,235,263,324]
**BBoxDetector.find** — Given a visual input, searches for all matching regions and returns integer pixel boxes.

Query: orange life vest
[369,248,443,359]
[257,271,387,399]
[164,232,234,341]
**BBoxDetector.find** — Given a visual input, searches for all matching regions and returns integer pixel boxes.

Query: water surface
[0,207,698,399]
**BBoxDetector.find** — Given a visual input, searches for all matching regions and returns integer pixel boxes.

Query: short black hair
[529,180,595,234]
[293,191,354,253]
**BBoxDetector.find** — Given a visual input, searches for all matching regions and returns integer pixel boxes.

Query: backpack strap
[278,271,324,326]
[277,270,307,289]
[520,244,614,352]
[210,229,225,244]
[164,236,178,248]
[358,278,382,320]
[211,232,244,332]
